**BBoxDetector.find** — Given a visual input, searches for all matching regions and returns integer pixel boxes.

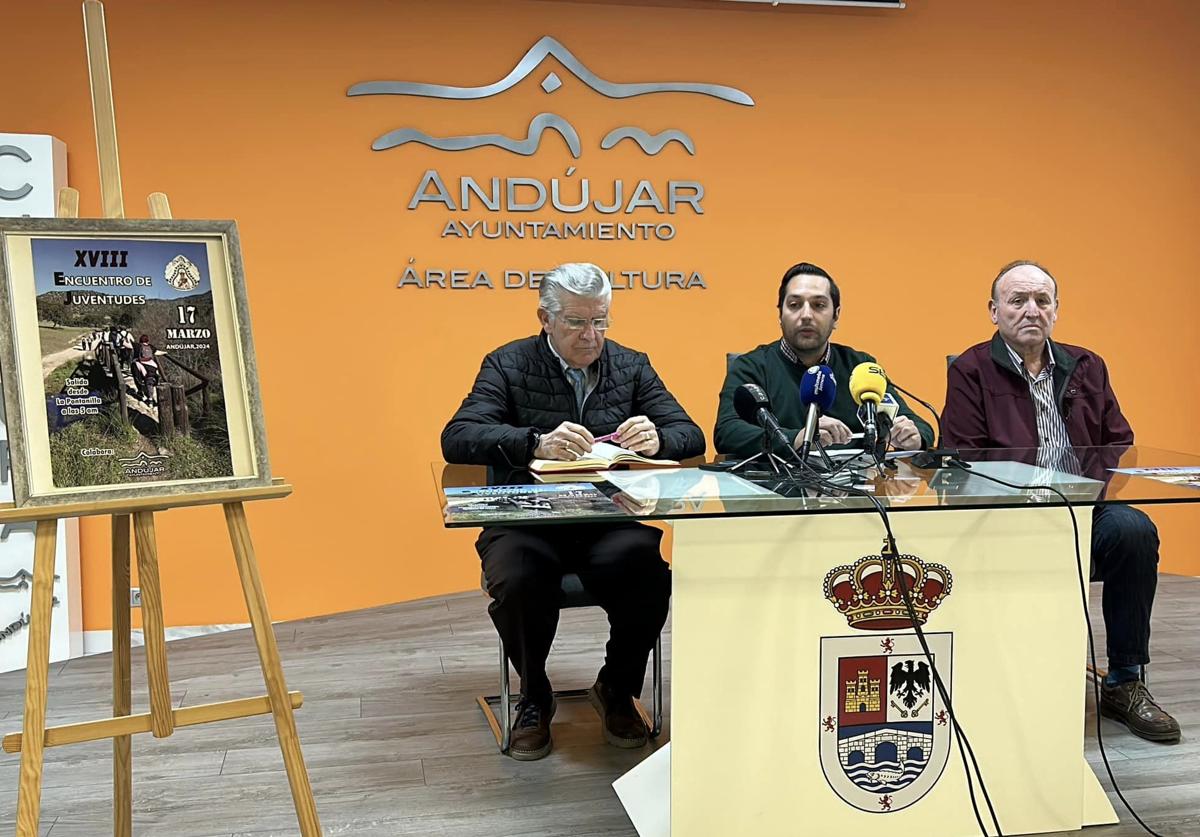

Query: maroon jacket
[943,333,1133,450]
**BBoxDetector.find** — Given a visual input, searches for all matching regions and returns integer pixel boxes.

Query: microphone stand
[870,413,896,475]
[804,433,838,473]
[729,423,796,476]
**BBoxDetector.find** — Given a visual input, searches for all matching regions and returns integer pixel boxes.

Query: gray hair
[538,263,612,315]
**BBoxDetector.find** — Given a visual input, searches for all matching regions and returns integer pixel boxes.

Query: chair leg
[473,634,514,754]
[651,633,663,738]
[499,635,511,753]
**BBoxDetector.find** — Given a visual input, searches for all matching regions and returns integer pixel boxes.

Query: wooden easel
[2,3,322,835]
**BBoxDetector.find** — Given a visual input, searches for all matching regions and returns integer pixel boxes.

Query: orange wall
[4,0,1199,630]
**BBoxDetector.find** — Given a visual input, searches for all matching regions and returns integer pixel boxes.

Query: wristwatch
[528,429,543,461]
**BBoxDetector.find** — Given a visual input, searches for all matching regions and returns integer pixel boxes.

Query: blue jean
[1091,504,1159,669]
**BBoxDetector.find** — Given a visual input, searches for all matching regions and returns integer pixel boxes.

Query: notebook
[529,441,678,474]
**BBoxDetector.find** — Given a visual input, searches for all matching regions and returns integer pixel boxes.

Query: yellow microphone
[849,362,888,447]
[849,363,887,406]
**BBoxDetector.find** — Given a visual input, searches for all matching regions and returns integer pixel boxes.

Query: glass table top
[433,446,1200,528]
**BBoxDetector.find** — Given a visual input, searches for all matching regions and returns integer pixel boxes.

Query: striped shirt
[1003,340,1080,475]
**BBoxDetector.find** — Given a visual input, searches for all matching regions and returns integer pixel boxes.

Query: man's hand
[534,422,594,461]
[888,415,923,451]
[814,416,853,448]
[615,416,660,456]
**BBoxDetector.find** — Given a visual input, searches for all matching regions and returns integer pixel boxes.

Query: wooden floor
[1,575,1198,836]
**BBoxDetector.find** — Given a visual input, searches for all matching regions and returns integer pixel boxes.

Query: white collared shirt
[545,332,598,399]
[1002,339,1078,474]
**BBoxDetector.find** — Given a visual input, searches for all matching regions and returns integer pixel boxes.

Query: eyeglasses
[558,316,612,332]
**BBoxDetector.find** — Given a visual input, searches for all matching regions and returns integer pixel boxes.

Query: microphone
[858,392,899,431]
[798,365,837,460]
[859,392,899,457]
[879,392,899,421]
[849,362,888,446]
[733,383,795,453]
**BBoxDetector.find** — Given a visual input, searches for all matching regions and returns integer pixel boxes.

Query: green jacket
[715,340,935,457]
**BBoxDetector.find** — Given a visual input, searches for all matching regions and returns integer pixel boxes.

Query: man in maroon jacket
[943,260,1180,743]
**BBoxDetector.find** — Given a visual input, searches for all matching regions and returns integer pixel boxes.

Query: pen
[593,432,619,443]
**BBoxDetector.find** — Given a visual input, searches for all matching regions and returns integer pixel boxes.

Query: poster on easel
[0,217,270,507]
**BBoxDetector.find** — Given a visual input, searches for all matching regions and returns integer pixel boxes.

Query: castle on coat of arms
[844,669,881,714]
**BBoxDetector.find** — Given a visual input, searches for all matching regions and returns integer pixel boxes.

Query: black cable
[796,439,1003,837]
[814,439,868,480]
[860,439,1003,834]
[889,379,946,448]
[806,427,887,481]
[771,446,1002,836]
[888,531,1003,836]
[947,461,1165,837]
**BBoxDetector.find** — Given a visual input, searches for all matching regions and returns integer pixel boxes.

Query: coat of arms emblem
[819,632,953,812]
[819,545,954,813]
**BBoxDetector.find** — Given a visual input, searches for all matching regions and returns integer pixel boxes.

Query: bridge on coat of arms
[838,727,931,766]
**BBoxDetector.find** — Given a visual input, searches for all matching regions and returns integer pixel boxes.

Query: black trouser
[477,522,670,709]
[1091,504,1159,669]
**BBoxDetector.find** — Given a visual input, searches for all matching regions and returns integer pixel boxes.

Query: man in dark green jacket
[716,262,933,458]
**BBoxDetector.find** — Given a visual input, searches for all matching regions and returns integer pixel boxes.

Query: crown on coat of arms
[823,542,952,631]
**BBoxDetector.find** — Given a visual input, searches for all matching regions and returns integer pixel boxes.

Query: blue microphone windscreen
[800,365,837,411]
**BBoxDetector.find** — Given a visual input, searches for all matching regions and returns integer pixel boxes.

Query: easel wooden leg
[112,514,133,837]
[14,520,58,837]
[83,0,126,219]
[224,502,322,836]
[133,511,174,738]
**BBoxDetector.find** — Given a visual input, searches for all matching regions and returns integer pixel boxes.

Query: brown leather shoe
[1100,680,1181,743]
[588,679,648,749]
[509,696,555,761]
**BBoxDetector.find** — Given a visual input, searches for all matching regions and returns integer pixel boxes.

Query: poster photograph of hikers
[0,219,269,507]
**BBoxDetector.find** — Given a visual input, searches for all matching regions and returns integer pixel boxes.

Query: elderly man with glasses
[442,262,705,760]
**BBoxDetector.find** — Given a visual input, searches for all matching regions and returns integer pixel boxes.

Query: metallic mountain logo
[348,35,754,157]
